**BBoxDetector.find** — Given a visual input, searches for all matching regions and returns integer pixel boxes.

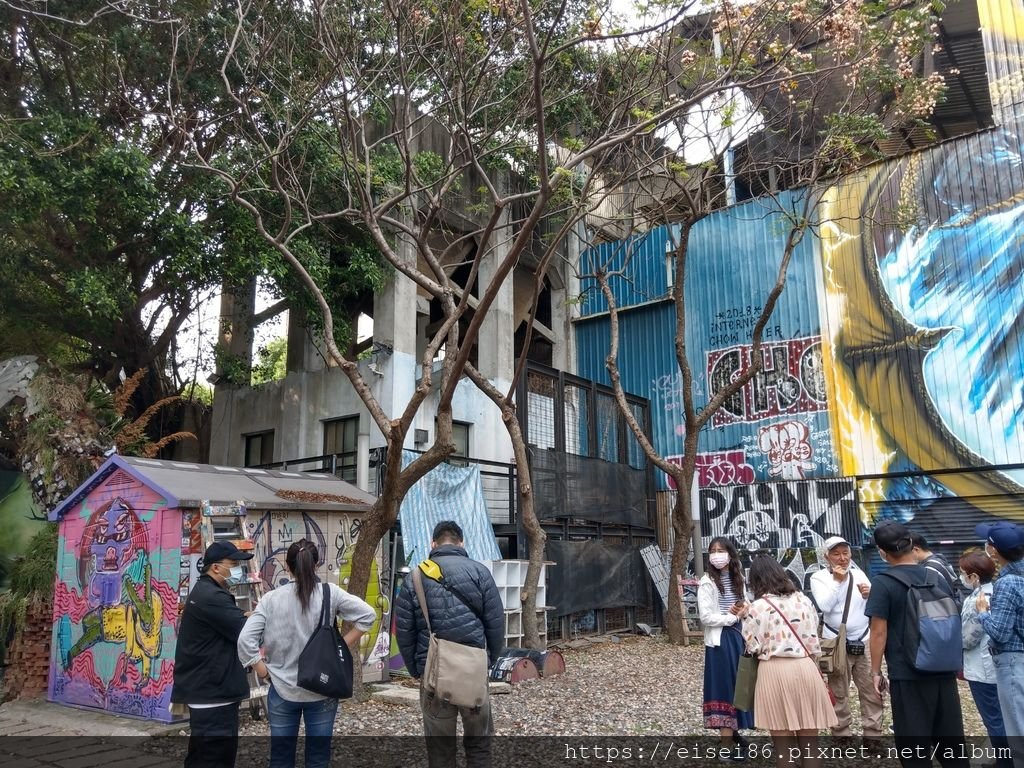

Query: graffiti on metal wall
[821,114,1024,533]
[699,478,860,587]
[664,415,837,491]
[248,510,390,671]
[699,477,860,550]
[741,416,838,481]
[663,450,756,490]
[50,487,177,721]
[250,510,328,590]
[335,523,391,667]
[178,512,201,616]
[707,337,828,427]
[652,371,703,435]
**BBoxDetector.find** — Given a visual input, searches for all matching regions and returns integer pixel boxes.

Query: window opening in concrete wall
[323,415,359,482]
[244,430,275,467]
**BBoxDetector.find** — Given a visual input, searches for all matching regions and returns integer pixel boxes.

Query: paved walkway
[0,739,177,768]
[0,699,179,768]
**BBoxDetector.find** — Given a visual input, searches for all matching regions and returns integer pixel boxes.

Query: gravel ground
[142,635,992,767]
[228,634,987,737]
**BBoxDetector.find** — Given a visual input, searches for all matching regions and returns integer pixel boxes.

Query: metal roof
[49,455,376,521]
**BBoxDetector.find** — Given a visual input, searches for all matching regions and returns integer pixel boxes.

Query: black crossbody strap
[840,575,854,626]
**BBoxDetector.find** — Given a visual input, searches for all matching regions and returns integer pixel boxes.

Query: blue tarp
[398,450,501,569]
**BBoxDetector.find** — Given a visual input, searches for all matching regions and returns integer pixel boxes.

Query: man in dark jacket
[171,541,254,768]
[395,520,504,768]
[910,533,965,606]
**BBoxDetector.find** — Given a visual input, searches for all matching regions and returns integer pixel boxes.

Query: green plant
[0,523,58,663]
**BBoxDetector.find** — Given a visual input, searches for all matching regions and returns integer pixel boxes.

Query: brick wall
[2,595,52,701]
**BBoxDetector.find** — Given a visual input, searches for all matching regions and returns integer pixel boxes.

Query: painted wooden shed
[47,455,382,722]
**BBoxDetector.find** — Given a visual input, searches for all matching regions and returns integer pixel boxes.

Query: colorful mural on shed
[50,475,178,721]
[247,509,391,677]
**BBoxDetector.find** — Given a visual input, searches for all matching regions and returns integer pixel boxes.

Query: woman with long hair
[697,536,754,750]
[742,555,836,768]
[238,539,376,768]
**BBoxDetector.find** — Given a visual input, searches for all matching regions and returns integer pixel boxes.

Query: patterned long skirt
[703,624,756,731]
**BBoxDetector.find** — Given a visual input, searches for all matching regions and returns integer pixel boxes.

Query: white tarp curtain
[398,450,501,569]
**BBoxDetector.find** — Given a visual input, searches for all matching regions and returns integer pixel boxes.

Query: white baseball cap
[823,536,850,551]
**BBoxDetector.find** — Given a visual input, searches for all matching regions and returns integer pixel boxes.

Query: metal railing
[255,451,357,484]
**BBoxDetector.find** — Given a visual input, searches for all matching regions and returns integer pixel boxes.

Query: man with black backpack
[395,520,505,768]
[865,521,969,768]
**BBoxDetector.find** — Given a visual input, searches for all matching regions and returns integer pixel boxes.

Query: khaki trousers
[420,684,492,768]
[827,647,884,737]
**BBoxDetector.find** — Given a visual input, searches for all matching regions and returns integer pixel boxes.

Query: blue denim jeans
[267,685,339,768]
[992,652,1024,768]
[967,680,1012,768]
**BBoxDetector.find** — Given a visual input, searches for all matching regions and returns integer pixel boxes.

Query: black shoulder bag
[296,583,354,699]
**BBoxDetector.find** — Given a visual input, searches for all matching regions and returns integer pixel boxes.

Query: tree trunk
[346,495,396,604]
[665,435,698,644]
[504,408,547,649]
[341,490,398,701]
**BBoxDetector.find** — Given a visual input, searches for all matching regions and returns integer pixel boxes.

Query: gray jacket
[395,545,504,678]
[961,583,997,684]
[238,581,375,702]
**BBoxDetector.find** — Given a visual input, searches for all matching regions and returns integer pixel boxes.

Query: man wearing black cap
[171,541,255,768]
[910,533,962,606]
[865,520,967,768]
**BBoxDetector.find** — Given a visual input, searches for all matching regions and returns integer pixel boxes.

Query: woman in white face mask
[697,536,753,754]
[960,551,1013,768]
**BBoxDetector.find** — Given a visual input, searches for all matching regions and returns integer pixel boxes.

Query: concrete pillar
[372,234,418,359]
[216,279,257,383]
[551,226,583,374]
[286,307,326,373]
[209,388,235,464]
[476,211,515,386]
[356,431,370,492]
[371,225,419,426]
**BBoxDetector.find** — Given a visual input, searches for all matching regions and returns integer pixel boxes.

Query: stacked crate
[483,560,552,648]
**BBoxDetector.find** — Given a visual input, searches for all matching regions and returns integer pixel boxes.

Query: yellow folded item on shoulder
[419,558,442,581]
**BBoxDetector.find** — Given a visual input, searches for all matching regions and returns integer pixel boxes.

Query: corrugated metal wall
[580,121,1024,538]
[819,117,1024,529]
[577,301,678,452]
[575,3,1024,553]
[577,189,835,491]
[978,0,1024,124]
[578,226,673,316]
